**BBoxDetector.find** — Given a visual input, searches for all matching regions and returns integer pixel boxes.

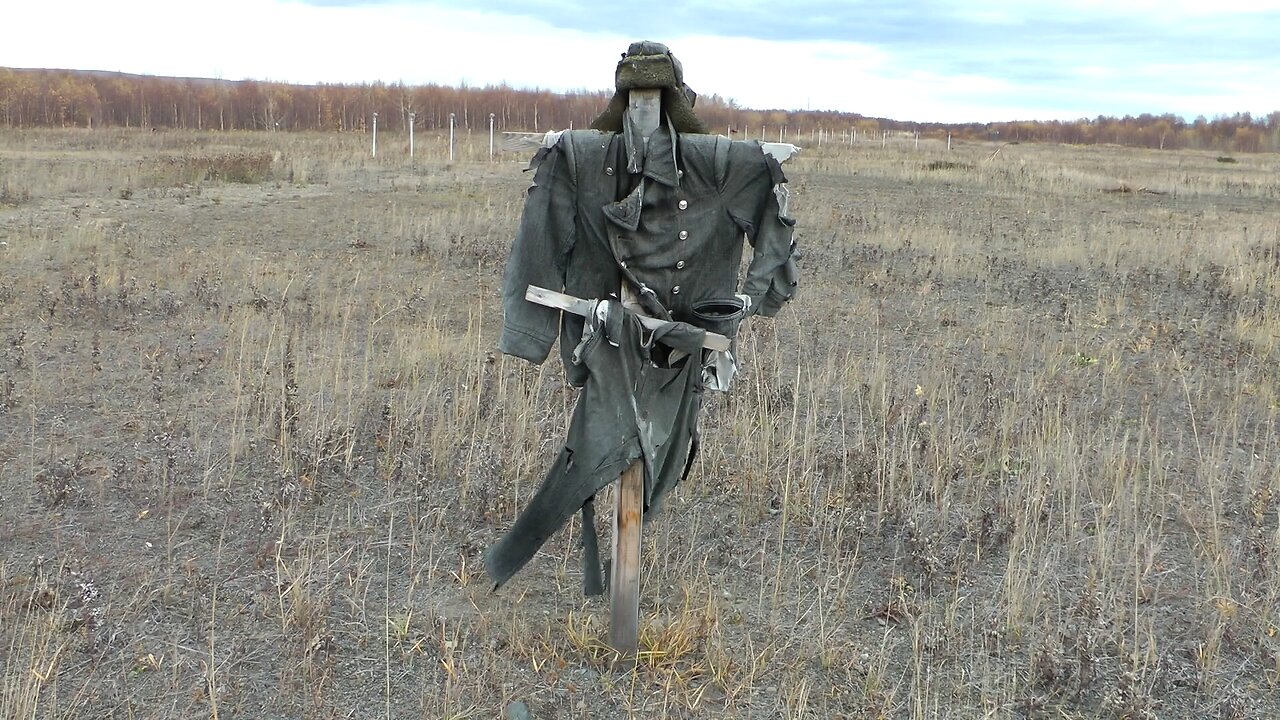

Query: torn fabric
[484,301,705,594]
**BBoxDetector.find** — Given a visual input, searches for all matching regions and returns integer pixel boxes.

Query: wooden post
[627,89,661,140]
[610,461,644,654]
[609,88,661,657]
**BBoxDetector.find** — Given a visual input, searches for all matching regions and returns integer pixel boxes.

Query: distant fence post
[882,130,887,149]
[372,112,378,158]
[489,113,496,160]
[449,113,456,163]
[409,112,416,159]
[948,133,952,151]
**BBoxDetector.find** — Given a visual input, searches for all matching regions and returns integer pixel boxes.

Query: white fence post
[409,112,415,159]
[371,112,378,158]
[449,113,456,163]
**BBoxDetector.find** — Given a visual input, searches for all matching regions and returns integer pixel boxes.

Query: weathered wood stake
[609,461,644,654]
[608,88,661,656]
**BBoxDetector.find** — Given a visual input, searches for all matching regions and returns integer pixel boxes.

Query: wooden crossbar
[524,286,731,353]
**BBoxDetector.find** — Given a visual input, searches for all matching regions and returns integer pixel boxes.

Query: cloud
[3,0,1277,122]
[5,1,627,88]
[290,0,1280,120]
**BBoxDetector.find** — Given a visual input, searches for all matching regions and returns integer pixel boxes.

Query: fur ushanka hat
[589,41,709,134]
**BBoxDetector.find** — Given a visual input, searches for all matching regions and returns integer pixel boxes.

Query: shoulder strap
[714,134,731,193]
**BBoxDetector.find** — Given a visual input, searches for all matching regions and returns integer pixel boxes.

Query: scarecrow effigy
[485,41,799,652]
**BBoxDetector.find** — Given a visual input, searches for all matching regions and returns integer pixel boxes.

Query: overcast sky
[5,0,1278,123]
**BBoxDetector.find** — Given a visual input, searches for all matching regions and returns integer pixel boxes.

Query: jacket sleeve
[499,138,579,363]
[737,149,798,317]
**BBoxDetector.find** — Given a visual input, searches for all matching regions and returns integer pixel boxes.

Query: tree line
[1,67,1277,153]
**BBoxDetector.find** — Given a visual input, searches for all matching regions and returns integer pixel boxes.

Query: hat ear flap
[589,92,628,132]
[661,87,708,134]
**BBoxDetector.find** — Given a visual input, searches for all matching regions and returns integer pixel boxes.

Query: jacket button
[678,200,688,210]
[678,230,689,240]
[605,167,614,176]
[672,285,681,294]
[676,261,685,269]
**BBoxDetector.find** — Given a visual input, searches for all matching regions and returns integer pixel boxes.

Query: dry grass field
[1,127,1278,719]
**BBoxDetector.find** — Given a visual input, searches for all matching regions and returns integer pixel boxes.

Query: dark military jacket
[498,127,798,383]
[486,126,798,593]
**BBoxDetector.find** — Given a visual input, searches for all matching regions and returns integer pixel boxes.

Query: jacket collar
[601,118,682,233]
[621,111,681,189]
[642,121,681,188]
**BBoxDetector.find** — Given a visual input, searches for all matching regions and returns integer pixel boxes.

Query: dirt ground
[2,128,1279,719]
